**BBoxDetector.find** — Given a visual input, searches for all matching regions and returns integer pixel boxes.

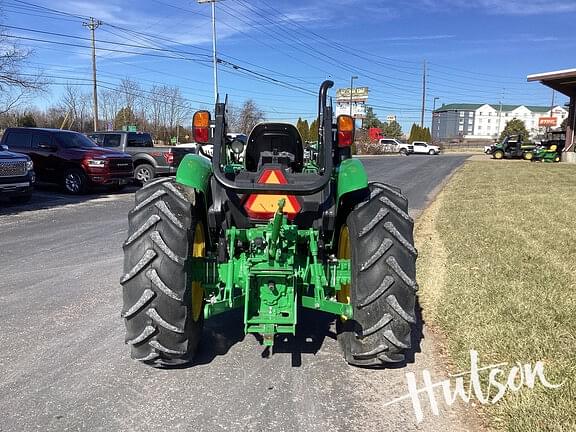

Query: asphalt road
[0,155,472,432]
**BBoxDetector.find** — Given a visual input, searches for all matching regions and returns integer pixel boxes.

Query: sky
[3,0,575,131]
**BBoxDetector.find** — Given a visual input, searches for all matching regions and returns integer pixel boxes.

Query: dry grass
[415,160,576,431]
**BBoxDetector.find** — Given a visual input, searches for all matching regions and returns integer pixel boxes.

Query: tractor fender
[176,154,213,194]
[336,158,368,202]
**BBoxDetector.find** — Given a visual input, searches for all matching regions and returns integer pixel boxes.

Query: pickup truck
[411,141,440,155]
[379,138,414,155]
[88,131,195,184]
[0,144,35,203]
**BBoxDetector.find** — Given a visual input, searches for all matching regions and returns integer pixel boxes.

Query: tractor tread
[120,250,157,284]
[384,221,418,257]
[123,215,161,247]
[383,329,410,349]
[358,275,394,309]
[146,268,182,301]
[146,308,184,333]
[155,201,185,230]
[352,343,388,359]
[131,190,167,214]
[149,340,186,355]
[121,178,203,367]
[121,288,155,318]
[386,294,416,324]
[360,313,393,337]
[379,196,413,223]
[359,207,388,237]
[150,231,185,264]
[360,239,393,271]
[338,183,417,367]
[143,177,172,189]
[386,256,418,291]
[127,325,156,345]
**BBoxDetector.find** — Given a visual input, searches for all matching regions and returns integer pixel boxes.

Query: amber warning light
[193,110,211,144]
[244,169,301,220]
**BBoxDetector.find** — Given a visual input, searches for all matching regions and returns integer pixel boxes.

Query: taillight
[193,110,211,144]
[163,152,174,165]
[337,115,355,148]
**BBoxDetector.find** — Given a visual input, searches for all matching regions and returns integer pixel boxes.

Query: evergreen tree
[363,106,383,129]
[114,106,136,130]
[408,123,418,142]
[499,118,529,141]
[18,113,36,127]
[382,120,403,139]
[302,119,310,141]
[309,118,319,142]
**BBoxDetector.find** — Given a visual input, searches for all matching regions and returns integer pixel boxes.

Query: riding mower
[489,134,536,160]
[120,81,417,368]
[531,130,565,163]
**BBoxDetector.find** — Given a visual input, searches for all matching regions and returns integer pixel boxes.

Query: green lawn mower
[120,81,417,368]
[531,130,566,163]
[489,135,536,160]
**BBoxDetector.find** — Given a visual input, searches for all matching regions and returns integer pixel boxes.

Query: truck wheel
[399,148,407,155]
[428,150,435,155]
[134,164,155,185]
[337,183,417,366]
[121,177,205,367]
[63,168,87,194]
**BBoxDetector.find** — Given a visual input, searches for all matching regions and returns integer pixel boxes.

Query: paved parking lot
[0,155,475,432]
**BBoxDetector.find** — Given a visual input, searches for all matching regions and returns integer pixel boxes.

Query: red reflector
[194,127,209,143]
[163,152,174,165]
[244,169,301,220]
[338,130,353,147]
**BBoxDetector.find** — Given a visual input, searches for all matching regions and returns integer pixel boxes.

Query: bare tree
[0,21,44,115]
[237,99,264,135]
[99,88,120,130]
[117,78,141,125]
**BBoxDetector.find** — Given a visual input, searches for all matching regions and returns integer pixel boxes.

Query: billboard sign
[336,87,369,100]
[538,117,558,127]
[336,101,366,119]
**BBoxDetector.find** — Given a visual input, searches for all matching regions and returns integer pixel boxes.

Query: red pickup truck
[1,127,133,194]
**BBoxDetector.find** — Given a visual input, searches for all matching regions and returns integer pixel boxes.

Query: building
[432,103,568,141]
[528,68,576,163]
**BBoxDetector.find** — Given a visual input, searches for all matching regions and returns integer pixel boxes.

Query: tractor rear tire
[337,183,417,367]
[523,151,534,161]
[120,177,204,367]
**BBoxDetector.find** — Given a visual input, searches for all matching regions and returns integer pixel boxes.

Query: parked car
[1,128,133,194]
[0,144,35,203]
[88,131,196,184]
[379,138,413,155]
[411,141,440,155]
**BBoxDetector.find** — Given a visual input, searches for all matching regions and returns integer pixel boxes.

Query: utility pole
[420,60,426,127]
[349,75,358,117]
[549,89,556,131]
[83,17,102,132]
[496,88,505,138]
[198,0,219,104]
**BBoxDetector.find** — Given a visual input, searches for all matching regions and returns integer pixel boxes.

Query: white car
[411,141,440,155]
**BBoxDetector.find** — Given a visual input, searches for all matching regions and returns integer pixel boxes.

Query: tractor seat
[245,123,303,172]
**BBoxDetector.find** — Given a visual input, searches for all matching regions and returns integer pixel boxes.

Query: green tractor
[120,81,417,367]
[489,134,536,160]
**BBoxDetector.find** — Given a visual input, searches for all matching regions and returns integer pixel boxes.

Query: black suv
[0,144,35,203]
[1,128,133,194]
